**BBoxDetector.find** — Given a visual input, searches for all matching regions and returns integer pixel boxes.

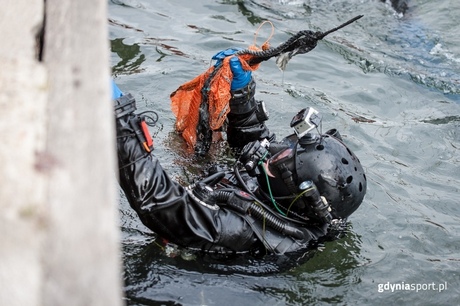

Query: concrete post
[0,0,124,305]
[0,0,47,304]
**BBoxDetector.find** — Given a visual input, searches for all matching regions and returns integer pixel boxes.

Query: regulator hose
[215,189,305,240]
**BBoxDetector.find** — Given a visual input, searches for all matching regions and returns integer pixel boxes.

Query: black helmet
[243,108,367,223]
[295,132,366,219]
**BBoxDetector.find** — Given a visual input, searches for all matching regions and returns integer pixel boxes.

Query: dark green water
[109,0,460,305]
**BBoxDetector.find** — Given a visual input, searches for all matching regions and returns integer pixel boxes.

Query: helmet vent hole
[359,182,363,192]
[347,148,353,156]
[354,167,358,171]
[363,173,367,181]
[346,176,353,184]
[316,144,324,150]
[342,158,349,165]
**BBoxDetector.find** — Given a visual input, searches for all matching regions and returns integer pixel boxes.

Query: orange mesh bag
[170,67,213,147]
[207,57,232,131]
[170,46,262,150]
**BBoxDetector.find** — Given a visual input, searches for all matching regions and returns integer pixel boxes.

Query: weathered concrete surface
[0,1,47,305]
[0,0,123,305]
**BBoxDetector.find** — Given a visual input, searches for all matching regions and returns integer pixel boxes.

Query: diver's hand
[212,48,252,90]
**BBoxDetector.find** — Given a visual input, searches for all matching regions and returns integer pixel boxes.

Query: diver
[113,46,367,256]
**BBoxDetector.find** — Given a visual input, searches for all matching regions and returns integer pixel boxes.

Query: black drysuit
[115,93,328,255]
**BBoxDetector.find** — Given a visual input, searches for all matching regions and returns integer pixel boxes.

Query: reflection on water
[421,115,460,125]
[111,38,145,75]
[230,0,266,25]
[121,216,367,305]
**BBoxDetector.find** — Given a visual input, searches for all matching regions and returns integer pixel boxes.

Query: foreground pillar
[0,1,123,305]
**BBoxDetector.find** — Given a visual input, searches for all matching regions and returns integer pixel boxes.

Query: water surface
[109,0,460,305]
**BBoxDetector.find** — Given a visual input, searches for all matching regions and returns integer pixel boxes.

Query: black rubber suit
[115,92,329,255]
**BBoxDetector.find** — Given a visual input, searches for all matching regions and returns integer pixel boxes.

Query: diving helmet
[240,107,367,223]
